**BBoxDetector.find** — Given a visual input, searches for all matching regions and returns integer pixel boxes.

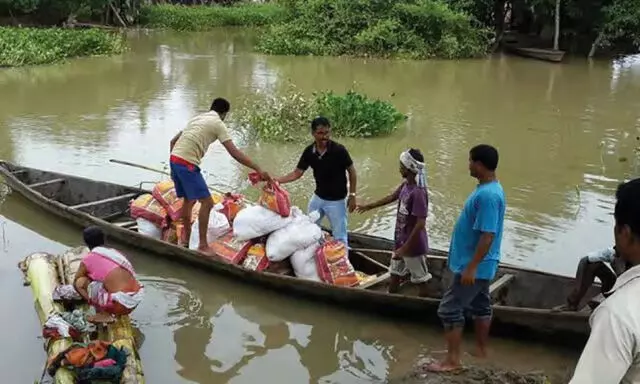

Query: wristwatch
[348,193,356,197]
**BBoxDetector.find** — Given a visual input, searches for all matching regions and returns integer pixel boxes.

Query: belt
[170,155,196,171]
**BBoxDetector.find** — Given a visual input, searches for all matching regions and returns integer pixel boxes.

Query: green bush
[256,0,492,59]
[235,84,407,142]
[139,3,288,31]
[0,27,126,67]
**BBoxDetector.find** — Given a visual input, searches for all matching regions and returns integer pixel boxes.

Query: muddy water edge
[1,28,639,383]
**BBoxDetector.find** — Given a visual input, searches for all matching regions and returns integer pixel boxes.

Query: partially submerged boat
[18,246,144,383]
[2,161,598,344]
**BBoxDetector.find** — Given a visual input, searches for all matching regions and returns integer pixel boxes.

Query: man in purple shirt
[357,148,431,296]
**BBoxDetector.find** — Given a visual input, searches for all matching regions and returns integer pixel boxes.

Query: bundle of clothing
[47,340,128,383]
[42,310,95,341]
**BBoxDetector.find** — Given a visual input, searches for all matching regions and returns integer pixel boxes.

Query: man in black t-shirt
[276,117,357,247]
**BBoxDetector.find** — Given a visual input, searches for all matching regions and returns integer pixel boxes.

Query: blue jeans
[308,194,348,248]
[437,274,492,330]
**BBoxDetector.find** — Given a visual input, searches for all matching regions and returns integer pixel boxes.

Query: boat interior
[1,161,602,313]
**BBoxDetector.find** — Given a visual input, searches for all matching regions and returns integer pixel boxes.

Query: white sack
[136,218,162,239]
[291,242,321,282]
[189,209,231,250]
[266,211,322,262]
[233,205,296,241]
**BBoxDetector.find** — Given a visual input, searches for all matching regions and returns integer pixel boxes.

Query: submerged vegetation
[256,0,491,59]
[139,3,288,30]
[235,84,407,142]
[0,27,125,67]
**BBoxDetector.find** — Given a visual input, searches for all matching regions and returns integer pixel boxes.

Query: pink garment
[93,359,116,368]
[83,251,119,281]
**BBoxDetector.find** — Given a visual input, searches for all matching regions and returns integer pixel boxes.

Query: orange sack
[129,194,168,228]
[242,242,269,272]
[210,233,252,265]
[315,240,359,287]
[248,172,291,218]
[152,180,183,222]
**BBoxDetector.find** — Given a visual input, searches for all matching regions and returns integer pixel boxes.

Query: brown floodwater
[0,28,639,383]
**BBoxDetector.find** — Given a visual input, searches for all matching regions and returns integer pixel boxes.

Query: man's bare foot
[471,348,488,359]
[87,312,115,324]
[423,360,462,372]
[197,245,215,255]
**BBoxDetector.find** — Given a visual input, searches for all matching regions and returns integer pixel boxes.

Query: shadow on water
[0,192,578,383]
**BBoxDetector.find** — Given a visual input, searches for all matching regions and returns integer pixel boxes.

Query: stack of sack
[219,173,359,286]
[131,177,360,287]
[129,180,228,244]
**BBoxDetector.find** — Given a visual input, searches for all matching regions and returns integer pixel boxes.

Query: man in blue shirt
[426,144,506,372]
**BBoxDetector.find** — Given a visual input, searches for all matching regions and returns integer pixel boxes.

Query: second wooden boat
[2,161,598,344]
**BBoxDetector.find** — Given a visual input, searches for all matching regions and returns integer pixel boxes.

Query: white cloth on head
[399,150,427,188]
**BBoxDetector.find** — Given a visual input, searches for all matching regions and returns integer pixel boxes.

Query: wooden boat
[1,160,599,345]
[503,43,566,63]
[18,246,144,383]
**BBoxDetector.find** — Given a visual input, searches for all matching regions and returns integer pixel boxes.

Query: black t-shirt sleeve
[296,148,310,171]
[340,145,353,168]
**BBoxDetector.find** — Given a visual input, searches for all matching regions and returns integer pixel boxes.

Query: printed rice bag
[248,172,291,217]
[152,180,183,222]
[315,240,359,287]
[129,194,168,228]
[162,221,185,245]
[242,243,270,272]
[210,233,252,265]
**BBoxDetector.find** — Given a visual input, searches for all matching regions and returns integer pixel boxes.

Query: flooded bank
[0,28,638,382]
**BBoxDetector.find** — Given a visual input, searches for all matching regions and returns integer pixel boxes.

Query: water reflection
[0,30,639,277]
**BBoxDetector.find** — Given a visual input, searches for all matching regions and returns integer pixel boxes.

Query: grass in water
[234,84,407,142]
[0,27,126,67]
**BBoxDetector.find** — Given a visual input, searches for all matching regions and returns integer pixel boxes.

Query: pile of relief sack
[127,172,363,287]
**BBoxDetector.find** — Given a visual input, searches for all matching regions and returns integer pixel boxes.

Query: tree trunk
[588,30,605,58]
[553,0,560,50]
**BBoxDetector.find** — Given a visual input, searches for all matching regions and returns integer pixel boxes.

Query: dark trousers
[567,257,617,307]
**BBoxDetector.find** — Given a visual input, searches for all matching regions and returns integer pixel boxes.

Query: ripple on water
[133,276,205,329]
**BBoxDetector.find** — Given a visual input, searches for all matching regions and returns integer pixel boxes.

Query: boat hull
[2,161,594,345]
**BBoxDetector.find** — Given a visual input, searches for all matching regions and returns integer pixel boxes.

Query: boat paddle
[108,159,239,193]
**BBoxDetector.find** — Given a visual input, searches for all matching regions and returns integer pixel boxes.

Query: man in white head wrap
[356,148,431,296]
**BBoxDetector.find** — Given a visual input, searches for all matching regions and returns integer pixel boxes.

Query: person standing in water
[169,97,271,253]
[568,178,640,383]
[356,148,431,296]
[275,117,357,247]
[74,226,144,323]
[427,144,506,372]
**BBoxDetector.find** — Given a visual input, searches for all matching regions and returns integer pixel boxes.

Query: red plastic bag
[315,240,359,287]
[248,172,291,218]
[219,193,244,224]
